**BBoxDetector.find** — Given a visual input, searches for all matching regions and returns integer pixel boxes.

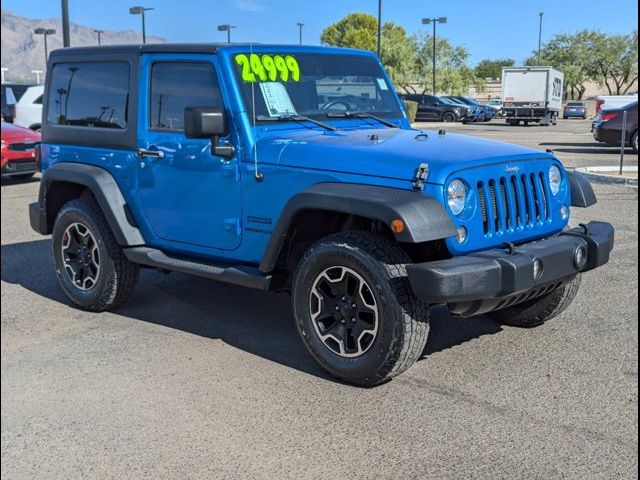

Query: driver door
[136,55,242,250]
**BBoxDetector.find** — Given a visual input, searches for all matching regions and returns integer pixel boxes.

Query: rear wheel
[487,275,582,328]
[631,131,638,153]
[52,195,139,312]
[292,231,430,387]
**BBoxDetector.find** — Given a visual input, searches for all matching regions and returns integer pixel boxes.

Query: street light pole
[94,29,104,45]
[297,22,304,45]
[34,28,57,66]
[421,17,447,95]
[217,24,236,43]
[61,0,70,47]
[129,6,153,44]
[537,12,544,64]
[376,0,382,57]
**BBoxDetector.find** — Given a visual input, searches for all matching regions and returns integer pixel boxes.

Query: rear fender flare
[39,162,145,246]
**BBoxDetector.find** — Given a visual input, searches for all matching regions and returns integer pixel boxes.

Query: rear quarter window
[46,62,130,129]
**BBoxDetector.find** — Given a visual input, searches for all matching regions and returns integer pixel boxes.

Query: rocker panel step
[123,247,272,290]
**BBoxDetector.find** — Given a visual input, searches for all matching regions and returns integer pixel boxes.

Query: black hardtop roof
[48,43,284,57]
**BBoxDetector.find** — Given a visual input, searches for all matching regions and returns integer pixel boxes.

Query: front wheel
[487,275,582,328]
[632,131,638,153]
[292,231,430,387]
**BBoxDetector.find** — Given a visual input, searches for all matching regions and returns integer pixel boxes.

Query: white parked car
[13,85,44,131]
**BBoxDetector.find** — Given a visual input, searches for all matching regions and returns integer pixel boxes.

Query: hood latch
[412,163,429,191]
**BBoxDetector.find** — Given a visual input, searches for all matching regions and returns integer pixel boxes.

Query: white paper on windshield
[259,82,297,117]
[376,78,389,91]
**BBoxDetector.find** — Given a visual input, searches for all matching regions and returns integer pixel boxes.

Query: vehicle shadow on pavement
[0,176,40,186]
[1,239,504,381]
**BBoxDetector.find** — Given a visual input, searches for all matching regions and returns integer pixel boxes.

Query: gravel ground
[2,119,638,479]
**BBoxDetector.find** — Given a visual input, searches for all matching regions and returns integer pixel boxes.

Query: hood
[1,122,40,142]
[257,126,555,185]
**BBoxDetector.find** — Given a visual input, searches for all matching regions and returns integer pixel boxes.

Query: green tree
[320,13,379,51]
[590,30,638,95]
[411,32,484,95]
[474,58,515,79]
[525,30,597,99]
[527,29,638,98]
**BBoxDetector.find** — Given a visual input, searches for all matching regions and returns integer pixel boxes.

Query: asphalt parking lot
[2,119,638,479]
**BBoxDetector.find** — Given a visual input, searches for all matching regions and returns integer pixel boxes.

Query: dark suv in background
[400,94,470,122]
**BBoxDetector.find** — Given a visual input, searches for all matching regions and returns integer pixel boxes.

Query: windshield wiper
[256,114,337,132]
[325,111,398,128]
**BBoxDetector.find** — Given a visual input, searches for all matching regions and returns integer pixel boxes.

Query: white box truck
[501,66,564,126]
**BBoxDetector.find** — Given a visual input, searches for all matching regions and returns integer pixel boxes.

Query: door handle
[136,148,165,159]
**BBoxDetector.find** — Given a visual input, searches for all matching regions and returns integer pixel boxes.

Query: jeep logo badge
[505,165,520,174]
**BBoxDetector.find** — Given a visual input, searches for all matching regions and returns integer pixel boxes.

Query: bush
[403,100,418,123]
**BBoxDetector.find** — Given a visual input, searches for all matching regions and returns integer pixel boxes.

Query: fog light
[456,226,468,244]
[574,245,588,269]
[533,258,544,280]
[561,205,569,220]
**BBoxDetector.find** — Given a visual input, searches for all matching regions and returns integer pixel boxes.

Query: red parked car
[1,121,40,180]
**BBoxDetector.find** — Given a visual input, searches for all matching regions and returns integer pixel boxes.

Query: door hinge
[221,163,241,182]
[224,218,242,236]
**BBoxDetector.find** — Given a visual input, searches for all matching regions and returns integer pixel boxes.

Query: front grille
[477,171,551,237]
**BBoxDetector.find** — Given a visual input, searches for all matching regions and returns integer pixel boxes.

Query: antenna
[249,10,264,182]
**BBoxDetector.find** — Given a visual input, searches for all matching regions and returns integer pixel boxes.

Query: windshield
[232,52,403,123]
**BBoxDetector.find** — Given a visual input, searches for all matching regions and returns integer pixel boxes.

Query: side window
[149,62,221,131]
[33,95,43,105]
[47,62,130,129]
[424,96,436,106]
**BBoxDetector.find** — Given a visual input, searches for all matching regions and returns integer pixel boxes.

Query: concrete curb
[575,166,638,189]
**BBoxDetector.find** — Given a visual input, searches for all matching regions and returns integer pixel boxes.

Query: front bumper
[407,221,614,316]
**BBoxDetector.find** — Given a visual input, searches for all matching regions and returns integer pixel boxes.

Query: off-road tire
[292,231,430,387]
[442,112,456,123]
[488,274,582,328]
[52,195,139,312]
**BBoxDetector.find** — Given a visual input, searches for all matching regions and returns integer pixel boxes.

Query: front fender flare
[259,183,457,273]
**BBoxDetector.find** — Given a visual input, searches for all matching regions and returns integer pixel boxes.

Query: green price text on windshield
[235,54,301,83]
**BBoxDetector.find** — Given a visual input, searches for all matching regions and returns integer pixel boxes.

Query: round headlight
[447,179,467,216]
[549,165,562,196]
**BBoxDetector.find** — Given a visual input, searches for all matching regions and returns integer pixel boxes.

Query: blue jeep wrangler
[30,44,614,386]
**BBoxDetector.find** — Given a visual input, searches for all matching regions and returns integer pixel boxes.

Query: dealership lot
[1,120,638,479]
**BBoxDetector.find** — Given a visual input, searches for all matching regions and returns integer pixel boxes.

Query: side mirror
[184,106,228,138]
[184,106,234,158]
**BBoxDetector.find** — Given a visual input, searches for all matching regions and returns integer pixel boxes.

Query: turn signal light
[390,219,405,234]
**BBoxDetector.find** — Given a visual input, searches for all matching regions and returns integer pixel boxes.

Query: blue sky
[3,0,638,65]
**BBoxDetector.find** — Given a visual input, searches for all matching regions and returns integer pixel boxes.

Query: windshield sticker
[235,54,301,83]
[376,78,389,91]
[259,82,297,117]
